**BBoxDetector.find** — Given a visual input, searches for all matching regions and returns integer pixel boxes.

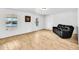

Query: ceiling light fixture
[41,8,48,10]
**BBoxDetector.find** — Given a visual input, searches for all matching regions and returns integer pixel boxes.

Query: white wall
[0,9,44,38]
[45,11,77,34]
[45,15,54,30]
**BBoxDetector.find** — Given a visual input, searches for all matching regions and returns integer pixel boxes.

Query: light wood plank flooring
[0,30,78,50]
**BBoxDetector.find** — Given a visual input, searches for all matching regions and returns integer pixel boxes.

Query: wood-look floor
[0,30,78,50]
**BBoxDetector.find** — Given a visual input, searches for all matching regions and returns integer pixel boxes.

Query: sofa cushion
[53,24,74,38]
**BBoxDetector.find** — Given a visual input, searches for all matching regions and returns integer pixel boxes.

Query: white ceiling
[11,8,77,15]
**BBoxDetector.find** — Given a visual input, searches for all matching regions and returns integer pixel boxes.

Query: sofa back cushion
[57,24,65,28]
[57,24,74,31]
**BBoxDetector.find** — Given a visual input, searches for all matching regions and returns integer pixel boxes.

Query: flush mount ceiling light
[35,8,49,15]
[40,8,48,10]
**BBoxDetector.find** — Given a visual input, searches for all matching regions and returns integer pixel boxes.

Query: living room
[0,8,78,50]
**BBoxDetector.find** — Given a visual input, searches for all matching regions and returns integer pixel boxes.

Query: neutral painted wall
[45,11,77,34]
[0,9,44,38]
[44,15,54,30]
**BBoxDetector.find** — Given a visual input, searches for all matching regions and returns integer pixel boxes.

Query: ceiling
[11,8,77,15]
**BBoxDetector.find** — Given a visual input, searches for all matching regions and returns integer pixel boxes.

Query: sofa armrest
[53,27,57,28]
